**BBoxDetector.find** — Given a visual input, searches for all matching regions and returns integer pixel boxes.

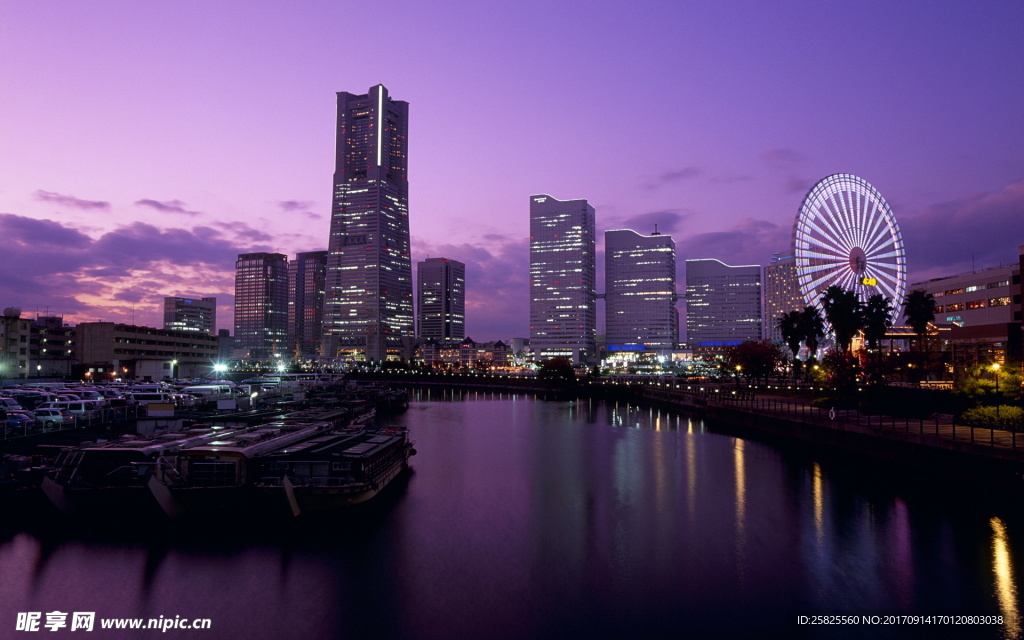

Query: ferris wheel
[793,174,906,322]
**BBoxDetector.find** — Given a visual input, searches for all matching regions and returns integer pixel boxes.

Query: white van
[36,400,102,420]
[127,392,175,407]
[180,385,234,402]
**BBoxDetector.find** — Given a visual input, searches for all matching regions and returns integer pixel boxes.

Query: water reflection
[812,462,824,546]
[992,517,1021,639]
[733,438,746,587]
[2,395,1022,639]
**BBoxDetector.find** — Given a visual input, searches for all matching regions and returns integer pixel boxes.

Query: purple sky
[2,1,1022,341]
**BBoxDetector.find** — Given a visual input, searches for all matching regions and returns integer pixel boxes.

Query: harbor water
[1,391,1022,639]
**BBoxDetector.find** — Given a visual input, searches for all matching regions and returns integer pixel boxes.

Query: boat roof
[265,430,404,460]
[180,421,331,458]
[76,427,237,457]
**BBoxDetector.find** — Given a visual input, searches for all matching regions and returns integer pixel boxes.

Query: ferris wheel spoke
[855,195,874,248]
[803,269,845,293]
[806,210,853,254]
[837,191,861,249]
[797,228,849,258]
[798,260,847,276]
[867,249,904,263]
[861,207,889,252]
[826,193,856,250]
[862,221,899,256]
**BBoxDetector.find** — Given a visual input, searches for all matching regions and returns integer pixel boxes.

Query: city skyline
[2,1,1023,339]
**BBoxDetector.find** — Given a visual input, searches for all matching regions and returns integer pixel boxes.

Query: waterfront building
[321,84,412,362]
[685,259,762,352]
[417,257,465,341]
[911,258,1022,367]
[234,252,289,360]
[163,297,217,335]
[763,251,804,343]
[416,338,509,369]
[604,229,677,356]
[75,322,218,380]
[288,251,328,359]
[529,194,596,366]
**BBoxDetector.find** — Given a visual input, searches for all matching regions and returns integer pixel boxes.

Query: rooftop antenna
[652,224,661,236]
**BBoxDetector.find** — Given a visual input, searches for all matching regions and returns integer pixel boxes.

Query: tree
[777,310,804,376]
[821,285,864,354]
[903,289,936,352]
[862,293,895,385]
[727,340,783,386]
[800,305,826,365]
[538,358,576,387]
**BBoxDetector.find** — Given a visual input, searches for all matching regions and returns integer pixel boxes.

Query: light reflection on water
[0,392,1022,639]
[992,517,1022,639]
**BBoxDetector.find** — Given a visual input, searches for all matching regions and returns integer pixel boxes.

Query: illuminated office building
[685,259,762,351]
[762,251,804,342]
[234,252,289,360]
[163,296,217,335]
[605,229,677,354]
[322,84,412,362]
[289,251,328,358]
[529,194,596,365]
[417,257,465,341]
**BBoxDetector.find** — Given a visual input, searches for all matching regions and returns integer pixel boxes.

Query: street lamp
[992,363,1002,420]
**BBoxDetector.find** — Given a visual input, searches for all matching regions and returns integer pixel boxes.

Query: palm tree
[862,293,894,384]
[862,294,895,351]
[777,310,804,376]
[903,289,936,352]
[821,285,864,353]
[800,305,825,365]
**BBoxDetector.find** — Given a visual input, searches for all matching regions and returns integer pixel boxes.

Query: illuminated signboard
[860,277,877,286]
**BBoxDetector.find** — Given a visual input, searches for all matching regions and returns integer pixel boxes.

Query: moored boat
[255,427,416,514]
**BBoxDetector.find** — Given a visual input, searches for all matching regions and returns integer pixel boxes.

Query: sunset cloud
[34,190,110,211]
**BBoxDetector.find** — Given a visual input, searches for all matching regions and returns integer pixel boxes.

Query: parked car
[6,409,36,424]
[5,413,33,432]
[33,408,76,429]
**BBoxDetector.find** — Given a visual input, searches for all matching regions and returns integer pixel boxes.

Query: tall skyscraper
[762,251,804,343]
[163,296,217,335]
[321,84,412,362]
[605,229,677,354]
[288,251,328,358]
[685,259,762,351]
[529,194,596,365]
[234,252,289,360]
[417,257,466,341]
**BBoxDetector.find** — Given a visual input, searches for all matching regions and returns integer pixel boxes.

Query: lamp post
[992,363,1002,420]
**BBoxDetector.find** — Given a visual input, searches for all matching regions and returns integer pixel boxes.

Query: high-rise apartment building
[685,259,762,350]
[163,296,217,335]
[605,229,677,354]
[529,194,596,365]
[289,251,328,358]
[417,257,466,341]
[762,251,804,343]
[322,84,412,362]
[234,252,289,360]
